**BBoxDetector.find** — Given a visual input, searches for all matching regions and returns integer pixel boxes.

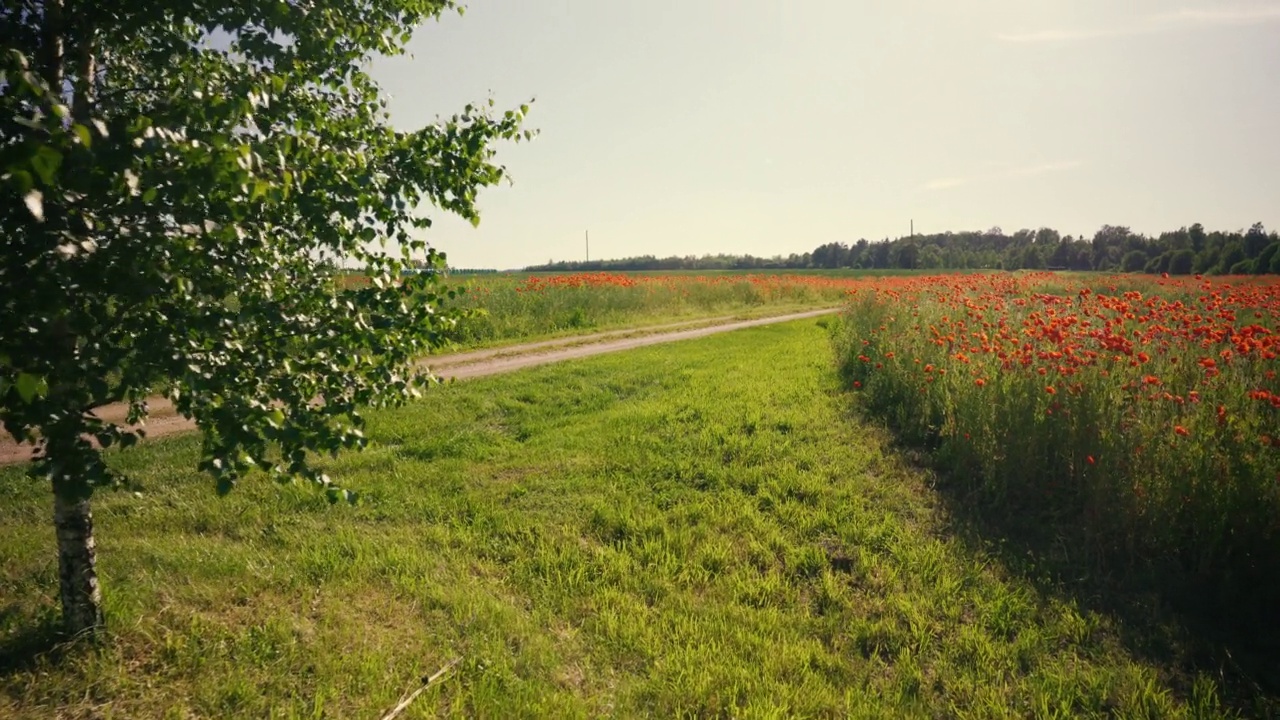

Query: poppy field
[835,272,1280,616]
[442,271,864,345]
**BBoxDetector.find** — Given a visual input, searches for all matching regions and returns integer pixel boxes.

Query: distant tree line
[525,253,811,273]
[524,223,1280,275]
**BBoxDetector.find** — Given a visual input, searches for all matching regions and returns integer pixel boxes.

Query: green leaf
[14,373,48,403]
[71,123,92,147]
[31,146,62,185]
[6,169,34,193]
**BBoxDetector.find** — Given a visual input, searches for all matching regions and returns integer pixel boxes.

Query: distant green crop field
[512,267,989,278]
[440,271,858,347]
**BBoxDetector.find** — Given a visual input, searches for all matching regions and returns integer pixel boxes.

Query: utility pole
[911,219,914,239]
[586,230,590,263]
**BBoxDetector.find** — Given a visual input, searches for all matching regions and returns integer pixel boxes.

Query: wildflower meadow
[835,272,1280,616]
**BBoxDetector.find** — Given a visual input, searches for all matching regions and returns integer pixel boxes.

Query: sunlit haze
[371,1,1280,269]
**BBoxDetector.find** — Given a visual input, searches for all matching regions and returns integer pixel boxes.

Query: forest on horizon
[519,222,1280,276]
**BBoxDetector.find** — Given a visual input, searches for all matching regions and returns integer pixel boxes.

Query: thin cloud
[1158,6,1280,24]
[1010,160,1084,177]
[922,177,967,191]
[998,4,1280,43]
[921,160,1082,191]
[996,27,1145,43]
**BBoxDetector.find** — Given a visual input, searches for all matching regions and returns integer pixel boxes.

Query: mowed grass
[0,321,1231,718]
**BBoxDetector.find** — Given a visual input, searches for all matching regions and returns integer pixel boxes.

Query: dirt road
[0,307,839,465]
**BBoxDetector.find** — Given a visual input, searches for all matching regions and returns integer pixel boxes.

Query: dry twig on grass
[379,656,463,720]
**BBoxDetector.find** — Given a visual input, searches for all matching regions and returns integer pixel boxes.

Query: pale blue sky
[372,1,1280,269]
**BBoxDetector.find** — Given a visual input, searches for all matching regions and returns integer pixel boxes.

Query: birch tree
[1,0,530,635]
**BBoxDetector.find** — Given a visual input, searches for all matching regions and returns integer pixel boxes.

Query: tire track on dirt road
[0,307,839,464]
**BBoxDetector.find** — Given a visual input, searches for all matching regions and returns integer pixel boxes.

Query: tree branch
[41,0,65,92]
[72,24,95,121]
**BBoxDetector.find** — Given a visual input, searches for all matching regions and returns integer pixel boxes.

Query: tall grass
[444,272,858,345]
[833,272,1280,617]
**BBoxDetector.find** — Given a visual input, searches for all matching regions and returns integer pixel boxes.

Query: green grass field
[344,268,987,353]
[441,271,855,348]
[1,319,1242,718]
